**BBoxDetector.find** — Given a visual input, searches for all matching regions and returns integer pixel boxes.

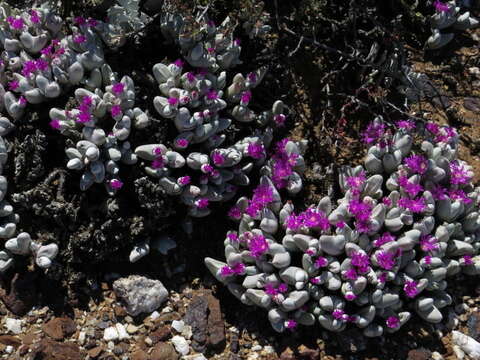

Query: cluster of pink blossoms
[228,184,274,219]
[285,208,330,231]
[271,139,299,189]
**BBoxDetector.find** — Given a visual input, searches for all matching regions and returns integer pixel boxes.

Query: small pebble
[5,318,23,334]
[171,320,185,333]
[171,335,190,355]
[453,345,465,360]
[150,311,160,320]
[252,345,262,351]
[104,326,119,341]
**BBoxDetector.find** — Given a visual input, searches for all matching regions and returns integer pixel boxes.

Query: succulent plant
[206,117,480,336]
[49,64,143,193]
[0,3,126,120]
[426,0,478,50]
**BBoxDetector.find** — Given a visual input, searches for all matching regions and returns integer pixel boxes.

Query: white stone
[103,326,119,341]
[113,275,168,316]
[171,320,185,333]
[115,323,130,340]
[78,331,86,345]
[150,311,160,320]
[171,335,190,355]
[252,345,262,351]
[452,331,480,359]
[5,318,23,334]
[182,324,193,339]
[5,346,13,354]
[126,324,138,334]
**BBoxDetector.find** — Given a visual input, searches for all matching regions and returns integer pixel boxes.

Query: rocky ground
[2,0,480,359]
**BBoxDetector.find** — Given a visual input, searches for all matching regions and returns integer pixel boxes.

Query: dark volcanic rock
[184,293,209,352]
[0,272,37,316]
[207,293,226,350]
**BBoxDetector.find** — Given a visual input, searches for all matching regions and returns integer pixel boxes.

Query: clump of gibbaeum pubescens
[206,117,480,336]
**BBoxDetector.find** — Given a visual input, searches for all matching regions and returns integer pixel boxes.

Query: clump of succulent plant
[48,64,146,193]
[160,10,242,71]
[134,57,287,217]
[0,134,58,272]
[0,3,126,120]
[206,117,480,336]
[426,0,478,49]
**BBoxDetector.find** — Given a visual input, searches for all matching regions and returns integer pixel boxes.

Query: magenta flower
[110,179,123,189]
[22,60,38,76]
[151,158,164,169]
[273,114,286,126]
[195,198,209,209]
[30,10,41,24]
[336,221,345,229]
[74,16,86,25]
[212,151,225,165]
[285,319,297,330]
[240,91,252,104]
[153,147,163,156]
[35,59,49,71]
[40,45,53,56]
[186,72,196,83]
[49,119,61,130]
[220,265,234,277]
[423,255,432,265]
[175,138,189,148]
[434,0,450,12]
[73,34,87,43]
[247,142,265,159]
[346,172,366,193]
[206,89,218,100]
[449,189,472,204]
[345,293,356,301]
[398,197,425,213]
[228,206,242,219]
[278,283,288,293]
[112,83,125,95]
[404,280,419,298]
[425,122,439,135]
[8,80,19,91]
[227,233,239,242]
[173,59,184,67]
[404,154,428,175]
[314,256,328,268]
[396,120,415,130]
[111,105,122,117]
[231,262,245,275]
[386,316,400,328]
[88,18,98,27]
[351,252,370,272]
[420,235,438,252]
[361,122,385,144]
[300,208,330,230]
[76,112,91,123]
[19,96,27,105]
[265,283,278,296]
[373,232,395,247]
[431,185,447,201]
[248,234,269,258]
[178,176,191,185]
[378,272,387,283]
[463,255,474,265]
[332,309,345,320]
[247,72,256,82]
[7,16,24,30]
[382,197,392,206]
[310,277,320,284]
[285,213,302,230]
[344,268,358,280]
[348,199,372,222]
[376,251,395,270]
[450,161,472,185]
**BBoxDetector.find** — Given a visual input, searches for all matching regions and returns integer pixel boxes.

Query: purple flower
[345,293,356,301]
[265,283,278,296]
[88,18,98,27]
[434,0,450,12]
[195,198,209,209]
[378,272,387,283]
[19,96,27,106]
[231,263,245,275]
[76,112,91,123]
[423,255,432,265]
[310,277,320,284]
[178,176,191,185]
[274,114,286,126]
[247,143,265,159]
[30,10,41,24]
[346,172,366,193]
[176,138,189,148]
[396,120,415,130]
[285,319,297,330]
[386,316,400,328]
[449,189,472,204]
[153,147,163,155]
[336,221,345,229]
[344,268,358,280]
[404,154,428,175]
[278,283,288,293]
[22,60,38,76]
[220,266,234,277]
[186,72,196,83]
[112,83,125,95]
[206,89,218,100]
[173,59,184,67]
[398,197,425,213]
[420,235,438,252]
[8,80,19,91]
[286,213,302,230]
[227,233,239,242]
[332,309,345,320]
[314,256,328,268]
[431,185,448,201]
[241,91,252,104]
[74,16,86,25]
[463,255,474,265]
[361,122,385,144]
[376,251,395,270]
[404,280,419,298]
[111,105,122,117]
[348,199,372,222]
[49,119,61,130]
[7,16,24,30]
[450,161,472,185]
[351,252,370,272]
[248,234,269,258]
[426,122,439,135]
[228,206,242,219]
[73,34,87,43]
[151,158,164,169]
[247,72,256,82]
[35,59,49,71]
[212,151,225,165]
[374,232,395,247]
[110,179,123,189]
